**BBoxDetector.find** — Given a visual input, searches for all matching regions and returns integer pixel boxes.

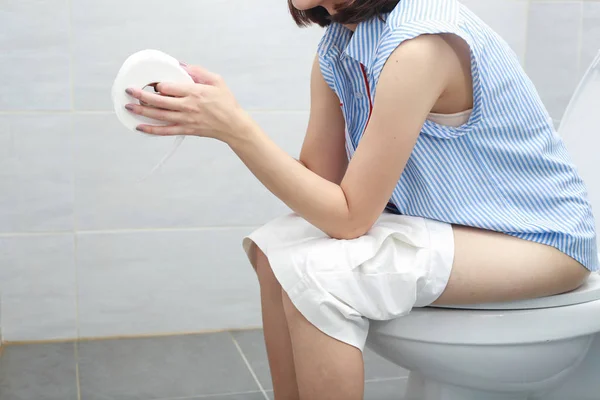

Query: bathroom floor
[0,329,408,400]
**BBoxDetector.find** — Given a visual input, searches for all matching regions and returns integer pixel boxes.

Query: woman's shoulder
[385,0,461,30]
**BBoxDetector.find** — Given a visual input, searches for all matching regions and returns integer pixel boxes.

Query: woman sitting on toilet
[123,0,598,398]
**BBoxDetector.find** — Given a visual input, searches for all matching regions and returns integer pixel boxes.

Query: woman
[123,0,598,398]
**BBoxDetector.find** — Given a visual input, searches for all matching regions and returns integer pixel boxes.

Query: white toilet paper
[111,49,194,179]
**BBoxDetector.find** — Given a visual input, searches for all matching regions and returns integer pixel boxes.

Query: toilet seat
[434,273,600,310]
[369,273,600,345]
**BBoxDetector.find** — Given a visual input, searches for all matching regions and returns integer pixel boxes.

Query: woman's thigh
[434,225,591,305]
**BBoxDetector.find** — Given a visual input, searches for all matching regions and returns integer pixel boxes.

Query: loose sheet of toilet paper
[111,49,194,181]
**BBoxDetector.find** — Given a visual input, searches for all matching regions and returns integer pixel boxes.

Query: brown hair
[288,0,400,27]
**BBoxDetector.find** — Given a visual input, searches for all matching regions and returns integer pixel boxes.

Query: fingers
[126,87,186,110]
[154,82,199,98]
[180,64,223,86]
[136,123,187,136]
[125,103,188,124]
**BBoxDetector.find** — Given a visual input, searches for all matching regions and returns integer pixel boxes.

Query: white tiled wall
[526,2,583,120]
[76,228,260,337]
[0,234,77,340]
[0,0,599,341]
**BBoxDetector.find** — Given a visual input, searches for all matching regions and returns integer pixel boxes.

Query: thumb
[180,62,223,86]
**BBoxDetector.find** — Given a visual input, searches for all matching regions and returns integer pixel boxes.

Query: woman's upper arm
[341,35,452,236]
[299,55,348,185]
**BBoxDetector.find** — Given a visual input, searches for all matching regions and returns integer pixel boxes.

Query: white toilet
[366,51,600,400]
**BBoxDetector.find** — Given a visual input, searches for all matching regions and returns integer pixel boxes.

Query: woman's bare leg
[435,225,591,305]
[282,292,365,400]
[249,225,591,399]
[248,243,300,400]
[274,225,591,400]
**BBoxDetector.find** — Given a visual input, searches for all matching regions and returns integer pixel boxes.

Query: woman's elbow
[327,222,372,240]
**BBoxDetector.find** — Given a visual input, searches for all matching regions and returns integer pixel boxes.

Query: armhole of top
[371,21,484,139]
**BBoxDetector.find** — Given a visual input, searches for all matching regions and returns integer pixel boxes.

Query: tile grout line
[3,326,265,346]
[0,225,261,237]
[69,0,81,329]
[74,342,82,400]
[0,111,114,115]
[67,0,75,112]
[576,0,585,75]
[151,391,267,400]
[229,332,270,400]
[71,62,81,343]
[364,376,409,384]
[68,0,80,326]
[74,233,81,340]
[521,0,531,71]
[0,109,309,115]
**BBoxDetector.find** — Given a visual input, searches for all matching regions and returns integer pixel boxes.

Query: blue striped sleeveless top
[317,0,598,271]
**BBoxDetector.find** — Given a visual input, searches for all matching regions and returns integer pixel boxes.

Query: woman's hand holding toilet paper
[124,65,250,142]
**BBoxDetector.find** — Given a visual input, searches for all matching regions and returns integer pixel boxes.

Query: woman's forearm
[227,117,356,238]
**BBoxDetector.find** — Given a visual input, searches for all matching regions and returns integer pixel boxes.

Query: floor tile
[231,330,273,390]
[186,392,267,400]
[0,343,78,400]
[364,379,408,400]
[78,333,259,400]
[265,379,407,399]
[232,329,409,390]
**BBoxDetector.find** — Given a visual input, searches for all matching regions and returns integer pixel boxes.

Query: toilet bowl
[366,51,600,400]
[367,274,600,399]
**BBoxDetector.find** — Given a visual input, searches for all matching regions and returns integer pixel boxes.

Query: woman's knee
[249,242,280,290]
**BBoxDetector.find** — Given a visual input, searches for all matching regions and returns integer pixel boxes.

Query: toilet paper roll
[111,49,194,179]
